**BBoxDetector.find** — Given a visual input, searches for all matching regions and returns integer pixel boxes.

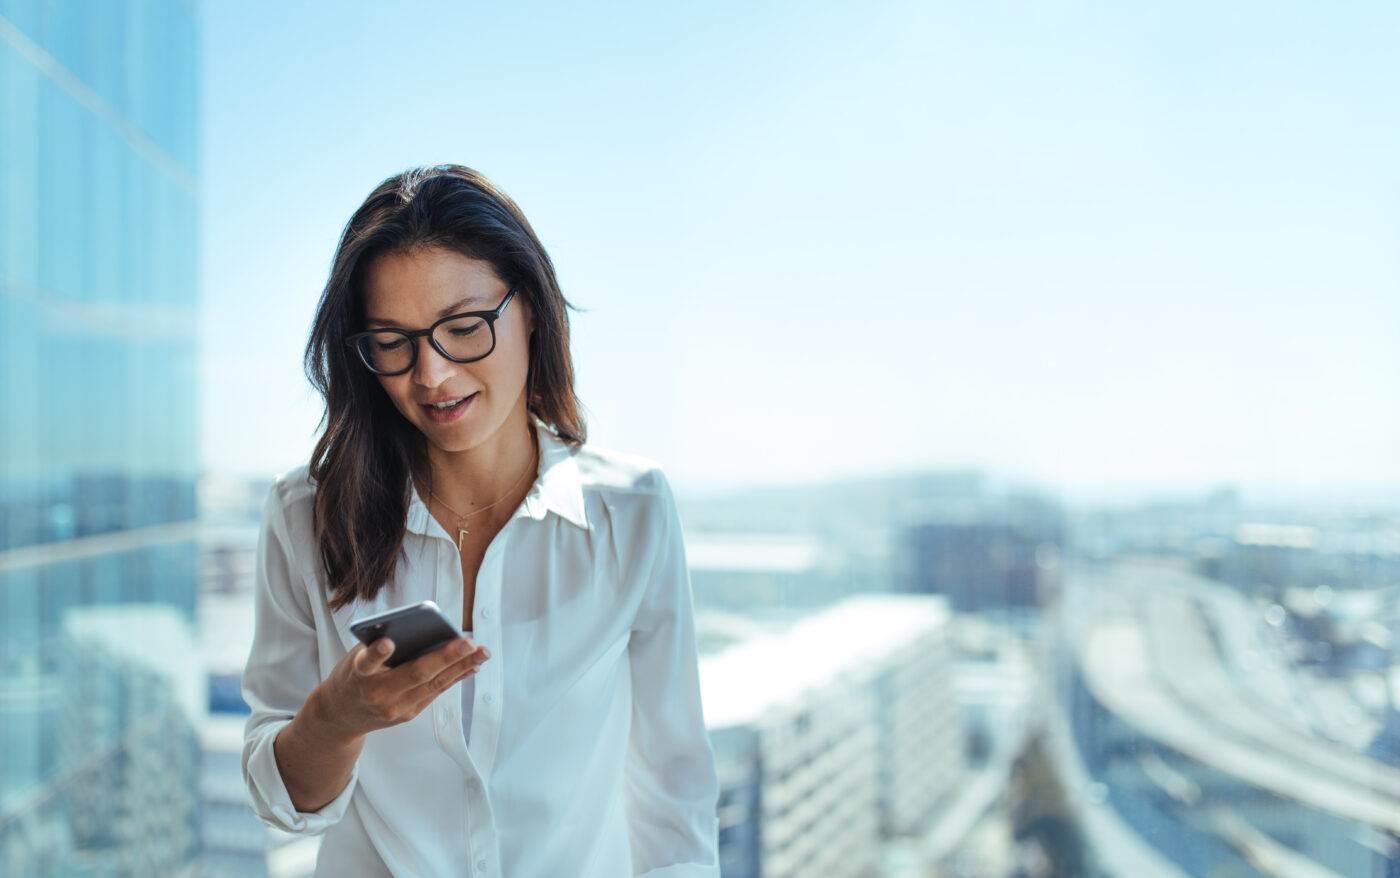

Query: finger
[391,649,490,720]
[402,647,486,699]
[458,643,490,669]
[353,638,395,676]
[402,662,477,716]
[394,638,475,688]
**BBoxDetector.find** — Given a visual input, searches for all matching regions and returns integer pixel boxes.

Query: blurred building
[197,505,325,878]
[895,488,1063,619]
[897,519,1062,624]
[687,533,835,615]
[701,594,960,878]
[197,587,318,878]
[1202,520,1400,601]
[0,2,201,874]
[200,711,319,878]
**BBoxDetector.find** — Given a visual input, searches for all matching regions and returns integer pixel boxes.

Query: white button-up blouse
[241,422,721,877]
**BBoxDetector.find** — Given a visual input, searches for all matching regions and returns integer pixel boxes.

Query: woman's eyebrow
[365,296,492,327]
[437,295,490,316]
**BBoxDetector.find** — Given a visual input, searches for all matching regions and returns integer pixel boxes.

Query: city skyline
[8,3,1398,874]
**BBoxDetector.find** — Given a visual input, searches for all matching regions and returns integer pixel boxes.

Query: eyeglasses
[346,289,517,376]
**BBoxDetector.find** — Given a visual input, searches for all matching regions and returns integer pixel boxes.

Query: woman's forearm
[273,687,367,813]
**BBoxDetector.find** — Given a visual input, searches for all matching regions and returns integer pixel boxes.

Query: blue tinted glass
[0,42,41,289]
[170,7,198,170]
[39,0,89,85]
[91,126,126,303]
[0,0,43,39]
[37,79,88,302]
[1,0,200,870]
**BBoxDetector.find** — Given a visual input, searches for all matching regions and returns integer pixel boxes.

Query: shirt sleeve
[241,478,358,835]
[624,471,722,878]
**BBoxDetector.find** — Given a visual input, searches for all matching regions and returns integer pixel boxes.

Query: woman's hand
[274,637,489,812]
[312,637,491,743]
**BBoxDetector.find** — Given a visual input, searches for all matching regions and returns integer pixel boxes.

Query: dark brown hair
[304,165,585,609]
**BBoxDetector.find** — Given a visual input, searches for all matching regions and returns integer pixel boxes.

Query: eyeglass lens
[356,316,492,374]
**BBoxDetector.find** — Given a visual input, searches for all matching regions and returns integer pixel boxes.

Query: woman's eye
[450,324,481,337]
[374,337,407,351]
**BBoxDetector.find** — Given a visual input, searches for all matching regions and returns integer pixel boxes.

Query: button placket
[465,771,501,878]
[468,520,510,786]
[426,530,476,775]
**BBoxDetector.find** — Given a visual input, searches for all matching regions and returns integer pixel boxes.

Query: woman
[241,165,721,877]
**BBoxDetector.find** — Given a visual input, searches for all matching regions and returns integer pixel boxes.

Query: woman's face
[360,247,533,459]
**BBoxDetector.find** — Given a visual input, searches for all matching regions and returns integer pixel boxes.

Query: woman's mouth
[422,393,477,423]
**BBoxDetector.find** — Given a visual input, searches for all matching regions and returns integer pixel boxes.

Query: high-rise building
[0,2,201,874]
[898,514,1061,618]
[701,594,960,878]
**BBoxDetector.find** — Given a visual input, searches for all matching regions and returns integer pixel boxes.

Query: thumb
[354,638,395,675]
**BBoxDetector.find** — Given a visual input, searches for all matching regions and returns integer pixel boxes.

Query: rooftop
[701,593,951,729]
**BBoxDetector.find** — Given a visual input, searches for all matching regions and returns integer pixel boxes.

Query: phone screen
[349,601,462,668]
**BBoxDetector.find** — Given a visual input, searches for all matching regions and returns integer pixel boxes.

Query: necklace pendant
[458,526,469,551]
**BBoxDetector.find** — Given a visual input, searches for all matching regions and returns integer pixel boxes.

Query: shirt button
[479,606,493,620]
[483,692,495,705]
[476,859,488,872]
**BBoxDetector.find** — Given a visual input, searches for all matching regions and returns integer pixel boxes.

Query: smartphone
[349,600,463,668]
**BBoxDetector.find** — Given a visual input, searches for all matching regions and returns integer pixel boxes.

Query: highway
[1060,562,1400,876]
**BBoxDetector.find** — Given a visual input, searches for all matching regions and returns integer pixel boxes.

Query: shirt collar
[406,419,589,537]
[522,419,589,530]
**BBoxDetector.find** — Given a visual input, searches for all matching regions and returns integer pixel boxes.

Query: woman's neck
[421,416,539,518]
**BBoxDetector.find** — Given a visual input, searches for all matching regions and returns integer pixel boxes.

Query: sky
[200,0,1400,500]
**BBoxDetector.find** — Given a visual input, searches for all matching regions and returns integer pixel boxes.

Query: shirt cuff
[245,720,359,835]
[636,865,721,878]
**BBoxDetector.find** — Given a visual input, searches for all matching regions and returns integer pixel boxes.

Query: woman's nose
[411,337,455,387]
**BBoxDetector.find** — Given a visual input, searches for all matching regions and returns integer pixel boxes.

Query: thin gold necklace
[428,437,539,552]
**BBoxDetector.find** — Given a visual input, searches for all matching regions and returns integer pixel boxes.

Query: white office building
[702,594,960,878]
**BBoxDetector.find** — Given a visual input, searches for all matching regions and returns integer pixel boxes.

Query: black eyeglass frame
[345,289,517,376]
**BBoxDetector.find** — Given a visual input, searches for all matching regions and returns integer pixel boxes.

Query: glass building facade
[0,1,201,875]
